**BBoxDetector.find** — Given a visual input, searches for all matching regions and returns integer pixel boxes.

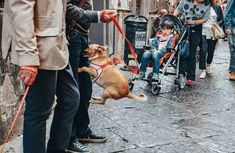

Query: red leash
[112,57,139,74]
[0,86,30,153]
[109,15,140,74]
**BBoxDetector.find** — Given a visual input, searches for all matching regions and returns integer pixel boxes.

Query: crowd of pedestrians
[173,0,235,83]
[137,0,234,86]
[176,0,235,82]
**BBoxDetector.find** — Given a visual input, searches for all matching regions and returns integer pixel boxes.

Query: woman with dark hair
[199,0,224,78]
[174,0,211,86]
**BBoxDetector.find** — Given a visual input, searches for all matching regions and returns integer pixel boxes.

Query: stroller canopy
[160,15,183,33]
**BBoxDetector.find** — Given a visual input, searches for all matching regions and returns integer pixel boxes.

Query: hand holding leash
[19,66,38,86]
[100,10,117,23]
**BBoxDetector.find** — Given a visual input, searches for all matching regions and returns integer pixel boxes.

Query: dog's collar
[100,60,113,69]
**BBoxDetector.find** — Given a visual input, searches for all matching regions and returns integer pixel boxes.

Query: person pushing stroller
[135,20,174,81]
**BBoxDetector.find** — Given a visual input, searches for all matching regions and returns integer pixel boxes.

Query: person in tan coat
[1,0,80,152]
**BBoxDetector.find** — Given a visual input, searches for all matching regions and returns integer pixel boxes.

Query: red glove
[100,10,117,23]
[19,66,38,86]
[100,10,106,23]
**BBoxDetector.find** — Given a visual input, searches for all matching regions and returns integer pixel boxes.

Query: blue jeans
[228,31,235,72]
[23,65,79,153]
[140,50,165,74]
[67,32,93,140]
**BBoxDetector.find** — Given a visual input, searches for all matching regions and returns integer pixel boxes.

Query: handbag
[211,21,225,39]
[179,39,189,59]
[179,28,190,59]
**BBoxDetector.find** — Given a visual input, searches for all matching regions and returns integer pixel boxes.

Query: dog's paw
[89,99,105,105]
[92,97,101,101]
[89,99,96,103]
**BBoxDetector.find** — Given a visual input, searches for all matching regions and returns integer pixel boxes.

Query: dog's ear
[97,45,108,52]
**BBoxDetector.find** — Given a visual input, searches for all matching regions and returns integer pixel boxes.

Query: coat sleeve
[224,0,233,30]
[11,0,40,66]
[150,38,159,50]
[66,0,99,24]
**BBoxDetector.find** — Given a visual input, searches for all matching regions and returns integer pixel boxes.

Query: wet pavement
[1,40,235,153]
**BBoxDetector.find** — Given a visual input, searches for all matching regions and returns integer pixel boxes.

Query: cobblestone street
[1,40,235,153]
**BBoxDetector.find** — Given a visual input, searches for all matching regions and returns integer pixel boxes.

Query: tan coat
[1,0,69,70]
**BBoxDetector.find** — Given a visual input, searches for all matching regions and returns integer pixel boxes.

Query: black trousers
[23,65,79,153]
[180,26,202,81]
[199,35,218,69]
[68,32,93,141]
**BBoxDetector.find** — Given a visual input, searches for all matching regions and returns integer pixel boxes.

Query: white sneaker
[206,65,212,74]
[199,70,207,79]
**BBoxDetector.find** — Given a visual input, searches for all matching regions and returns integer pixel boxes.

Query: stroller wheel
[151,83,161,95]
[175,75,186,90]
[128,79,135,91]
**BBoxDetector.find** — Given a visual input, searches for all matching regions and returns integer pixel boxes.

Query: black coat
[66,0,98,35]
[212,4,224,27]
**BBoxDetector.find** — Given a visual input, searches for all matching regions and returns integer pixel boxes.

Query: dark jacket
[150,35,174,53]
[212,4,224,27]
[66,0,99,35]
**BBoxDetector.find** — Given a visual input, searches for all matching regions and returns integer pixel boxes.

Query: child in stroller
[134,20,175,81]
[129,15,187,95]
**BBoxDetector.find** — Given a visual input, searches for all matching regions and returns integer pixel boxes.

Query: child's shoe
[151,73,159,81]
[134,72,145,79]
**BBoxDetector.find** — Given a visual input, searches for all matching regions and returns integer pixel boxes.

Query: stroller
[128,15,188,95]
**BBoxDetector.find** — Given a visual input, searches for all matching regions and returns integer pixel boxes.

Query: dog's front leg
[78,67,96,78]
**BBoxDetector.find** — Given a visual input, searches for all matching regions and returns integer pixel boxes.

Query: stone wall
[0,65,22,144]
[0,4,23,144]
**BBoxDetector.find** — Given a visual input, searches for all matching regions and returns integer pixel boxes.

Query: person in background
[174,0,211,87]
[224,0,235,81]
[135,20,174,81]
[222,0,228,41]
[160,9,168,17]
[222,0,227,12]
[2,0,79,152]
[170,0,180,14]
[66,0,117,152]
[199,0,224,78]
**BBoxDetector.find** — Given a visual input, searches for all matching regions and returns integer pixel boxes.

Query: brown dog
[78,44,147,104]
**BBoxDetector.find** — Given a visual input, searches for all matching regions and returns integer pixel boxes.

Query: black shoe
[78,133,107,143]
[67,139,91,153]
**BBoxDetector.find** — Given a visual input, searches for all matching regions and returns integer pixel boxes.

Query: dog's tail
[127,92,147,102]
